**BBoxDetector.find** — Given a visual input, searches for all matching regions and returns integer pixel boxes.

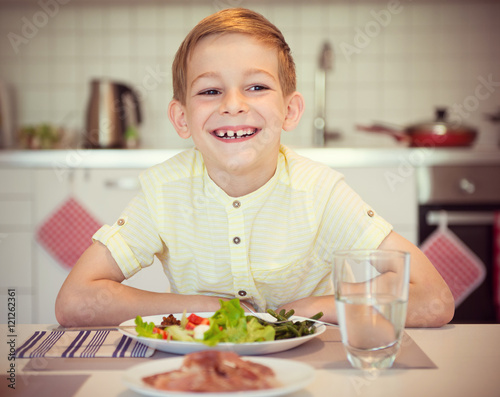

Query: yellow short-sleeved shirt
[93,145,392,312]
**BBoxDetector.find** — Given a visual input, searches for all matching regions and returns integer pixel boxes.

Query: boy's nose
[219,90,249,115]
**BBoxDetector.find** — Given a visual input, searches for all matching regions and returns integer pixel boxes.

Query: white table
[2,324,500,396]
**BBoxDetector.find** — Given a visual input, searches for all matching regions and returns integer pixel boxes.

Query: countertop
[3,323,500,397]
[1,147,499,169]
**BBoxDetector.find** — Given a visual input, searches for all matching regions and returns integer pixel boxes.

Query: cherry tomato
[187,313,209,325]
[153,327,169,340]
[185,322,197,330]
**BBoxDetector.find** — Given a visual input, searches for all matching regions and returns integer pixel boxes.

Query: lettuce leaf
[134,315,162,339]
[202,299,275,346]
[246,316,276,342]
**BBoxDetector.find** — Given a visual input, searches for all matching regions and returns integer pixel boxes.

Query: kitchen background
[1,0,499,149]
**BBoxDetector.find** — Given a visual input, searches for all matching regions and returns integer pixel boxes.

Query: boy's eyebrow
[190,68,277,88]
[190,71,219,87]
[243,68,277,82]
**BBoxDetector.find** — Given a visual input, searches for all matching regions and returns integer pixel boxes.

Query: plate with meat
[118,311,326,355]
[122,350,315,396]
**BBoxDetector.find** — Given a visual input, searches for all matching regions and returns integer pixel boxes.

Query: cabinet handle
[426,210,495,226]
[104,178,140,190]
[459,178,476,195]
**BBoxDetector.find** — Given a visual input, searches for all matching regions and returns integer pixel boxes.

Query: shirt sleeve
[92,190,164,279]
[317,170,393,254]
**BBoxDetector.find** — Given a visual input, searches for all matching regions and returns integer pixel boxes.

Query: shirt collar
[201,147,286,209]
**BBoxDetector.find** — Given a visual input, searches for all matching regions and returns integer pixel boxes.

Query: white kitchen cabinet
[0,169,34,324]
[33,168,169,324]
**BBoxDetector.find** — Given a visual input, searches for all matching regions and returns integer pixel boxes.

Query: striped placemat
[16,330,154,358]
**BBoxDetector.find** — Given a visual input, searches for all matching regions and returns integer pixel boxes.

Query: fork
[240,302,338,327]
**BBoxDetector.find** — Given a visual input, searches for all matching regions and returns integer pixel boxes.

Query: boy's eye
[249,85,269,91]
[198,89,221,96]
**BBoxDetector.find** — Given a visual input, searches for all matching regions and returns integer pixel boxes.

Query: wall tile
[50,60,78,86]
[134,4,163,31]
[0,1,498,149]
[133,32,159,59]
[106,5,132,30]
[79,6,105,31]
[107,33,132,58]
[46,4,78,31]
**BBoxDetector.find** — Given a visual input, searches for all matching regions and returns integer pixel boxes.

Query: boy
[56,8,453,327]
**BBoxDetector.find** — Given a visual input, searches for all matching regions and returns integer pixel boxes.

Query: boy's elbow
[55,290,72,327]
[431,294,455,327]
[55,288,83,328]
[408,284,455,328]
[429,282,455,327]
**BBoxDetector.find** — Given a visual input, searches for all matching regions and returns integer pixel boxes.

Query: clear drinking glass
[332,249,410,371]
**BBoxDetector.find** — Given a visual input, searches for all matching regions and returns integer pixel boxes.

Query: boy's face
[169,33,302,183]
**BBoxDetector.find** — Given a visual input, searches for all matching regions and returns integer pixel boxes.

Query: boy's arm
[276,231,455,327]
[377,231,454,327]
[55,241,226,327]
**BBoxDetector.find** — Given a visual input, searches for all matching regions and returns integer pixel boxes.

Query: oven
[418,165,500,323]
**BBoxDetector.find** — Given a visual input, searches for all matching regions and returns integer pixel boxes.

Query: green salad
[135,298,275,346]
[135,298,323,346]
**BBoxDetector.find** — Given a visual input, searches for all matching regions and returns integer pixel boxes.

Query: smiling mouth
[211,128,259,140]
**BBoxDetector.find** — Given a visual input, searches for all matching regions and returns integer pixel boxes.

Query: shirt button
[232,200,241,208]
[233,236,241,244]
[367,210,374,217]
[117,218,125,226]
[238,290,247,297]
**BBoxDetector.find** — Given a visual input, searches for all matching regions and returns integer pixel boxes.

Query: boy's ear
[282,91,305,132]
[168,99,190,139]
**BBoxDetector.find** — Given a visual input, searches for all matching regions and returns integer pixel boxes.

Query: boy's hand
[276,295,338,325]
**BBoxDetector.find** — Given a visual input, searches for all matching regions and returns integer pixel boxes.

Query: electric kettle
[85,79,142,148]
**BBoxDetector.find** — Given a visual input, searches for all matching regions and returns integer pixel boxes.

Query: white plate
[119,312,325,355]
[122,356,315,397]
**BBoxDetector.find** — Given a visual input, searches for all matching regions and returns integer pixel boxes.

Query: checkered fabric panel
[420,226,486,307]
[36,197,102,268]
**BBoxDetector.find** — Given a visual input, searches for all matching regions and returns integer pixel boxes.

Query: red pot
[356,108,478,147]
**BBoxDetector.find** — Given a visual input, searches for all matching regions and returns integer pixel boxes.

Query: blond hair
[171,8,296,104]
